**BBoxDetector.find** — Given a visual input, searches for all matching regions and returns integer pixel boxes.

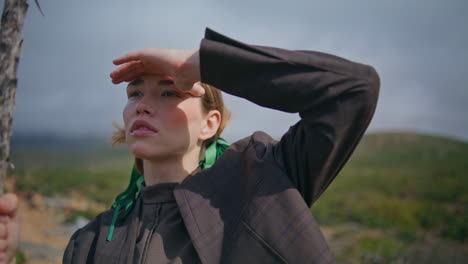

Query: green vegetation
[16,249,27,264]
[312,132,468,262]
[9,138,133,205]
[312,132,468,243]
[8,132,468,262]
[355,235,404,263]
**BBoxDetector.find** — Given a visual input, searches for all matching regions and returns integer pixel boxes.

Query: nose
[135,97,154,115]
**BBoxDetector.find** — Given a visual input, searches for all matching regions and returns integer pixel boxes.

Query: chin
[127,142,156,160]
[128,141,176,161]
[132,150,153,160]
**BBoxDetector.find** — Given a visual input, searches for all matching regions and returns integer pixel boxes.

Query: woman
[69,28,379,263]
[1,28,379,264]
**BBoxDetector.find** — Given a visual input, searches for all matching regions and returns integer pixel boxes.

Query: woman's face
[123,75,207,161]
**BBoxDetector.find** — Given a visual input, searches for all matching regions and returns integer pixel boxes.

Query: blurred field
[8,132,468,263]
[9,135,134,205]
[313,132,468,263]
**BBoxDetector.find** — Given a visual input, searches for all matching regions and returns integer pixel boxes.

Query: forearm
[199,28,379,114]
[199,28,380,205]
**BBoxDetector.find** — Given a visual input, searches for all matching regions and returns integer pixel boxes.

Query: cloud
[6,0,468,140]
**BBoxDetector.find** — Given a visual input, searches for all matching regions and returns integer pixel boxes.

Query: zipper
[140,204,161,264]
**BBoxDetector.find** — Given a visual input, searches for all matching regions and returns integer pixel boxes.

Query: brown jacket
[63,28,379,264]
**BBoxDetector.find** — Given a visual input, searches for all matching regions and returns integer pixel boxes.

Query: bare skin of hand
[110,48,204,97]
[0,194,19,264]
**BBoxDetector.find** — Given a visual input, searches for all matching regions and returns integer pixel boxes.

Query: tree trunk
[0,0,29,194]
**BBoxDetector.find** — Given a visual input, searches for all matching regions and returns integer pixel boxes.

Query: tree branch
[0,0,29,194]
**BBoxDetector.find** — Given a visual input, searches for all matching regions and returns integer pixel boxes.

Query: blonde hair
[111,82,230,173]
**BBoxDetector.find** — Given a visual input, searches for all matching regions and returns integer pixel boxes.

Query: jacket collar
[173,148,243,264]
[174,168,223,264]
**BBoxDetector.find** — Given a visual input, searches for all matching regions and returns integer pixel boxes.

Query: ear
[199,110,221,141]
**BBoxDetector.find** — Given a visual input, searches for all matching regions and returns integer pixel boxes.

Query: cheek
[122,103,133,129]
[161,108,189,131]
[163,102,203,134]
[179,102,205,132]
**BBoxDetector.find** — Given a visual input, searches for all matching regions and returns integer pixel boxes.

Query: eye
[161,90,180,97]
[128,91,143,98]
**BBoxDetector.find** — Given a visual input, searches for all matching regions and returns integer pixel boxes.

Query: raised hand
[0,194,19,264]
[110,48,203,96]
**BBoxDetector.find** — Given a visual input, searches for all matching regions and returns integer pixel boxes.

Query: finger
[111,62,145,84]
[187,82,205,97]
[0,224,6,239]
[114,63,145,83]
[112,50,143,65]
[0,194,17,216]
[110,61,142,80]
[0,240,6,251]
[120,66,147,83]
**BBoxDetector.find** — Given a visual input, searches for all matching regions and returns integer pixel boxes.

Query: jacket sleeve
[199,28,380,207]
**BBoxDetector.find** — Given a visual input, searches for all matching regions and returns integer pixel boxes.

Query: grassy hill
[9,134,134,204]
[8,132,468,263]
[312,132,468,263]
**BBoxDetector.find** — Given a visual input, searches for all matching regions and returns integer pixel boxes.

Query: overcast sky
[3,0,468,141]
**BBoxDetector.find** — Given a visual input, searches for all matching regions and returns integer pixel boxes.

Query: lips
[130,120,158,135]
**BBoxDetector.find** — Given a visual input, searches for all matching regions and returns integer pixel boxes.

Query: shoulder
[63,208,115,262]
[68,208,114,241]
[229,131,278,158]
[209,132,280,170]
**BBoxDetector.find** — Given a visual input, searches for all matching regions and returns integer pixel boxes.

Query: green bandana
[106,138,230,241]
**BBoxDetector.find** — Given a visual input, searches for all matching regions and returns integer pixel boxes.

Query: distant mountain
[11,130,467,152]
[349,131,468,164]
[10,132,110,151]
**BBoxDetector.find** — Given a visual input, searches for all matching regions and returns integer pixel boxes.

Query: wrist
[175,49,201,90]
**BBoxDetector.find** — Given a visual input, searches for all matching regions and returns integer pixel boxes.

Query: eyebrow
[127,79,143,87]
[126,78,174,88]
[158,79,174,86]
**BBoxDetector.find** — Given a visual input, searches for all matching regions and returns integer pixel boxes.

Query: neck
[142,146,201,186]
